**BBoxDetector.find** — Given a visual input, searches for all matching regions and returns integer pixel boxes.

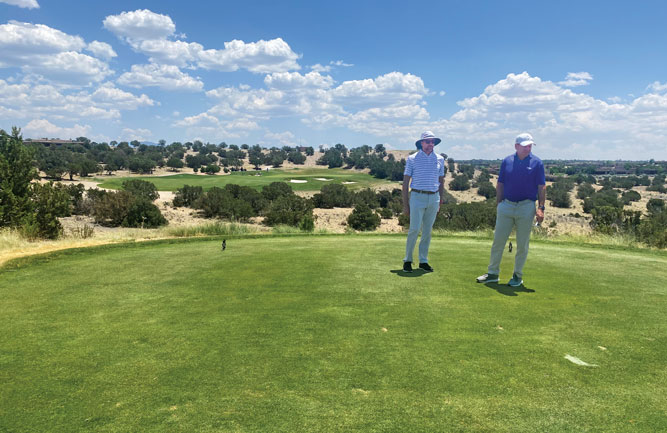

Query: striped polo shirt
[404,150,445,192]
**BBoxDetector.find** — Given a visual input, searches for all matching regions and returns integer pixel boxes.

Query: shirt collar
[514,153,532,162]
[419,150,435,158]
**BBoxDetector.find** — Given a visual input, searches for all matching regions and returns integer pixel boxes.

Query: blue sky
[1,0,667,159]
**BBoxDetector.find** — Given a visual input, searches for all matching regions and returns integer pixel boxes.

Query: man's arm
[536,184,546,223]
[402,175,411,215]
[496,181,504,205]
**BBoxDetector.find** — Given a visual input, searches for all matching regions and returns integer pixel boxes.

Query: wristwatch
[538,205,545,211]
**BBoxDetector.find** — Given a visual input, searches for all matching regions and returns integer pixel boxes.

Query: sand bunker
[314,178,332,181]
[290,179,307,183]
[342,181,357,184]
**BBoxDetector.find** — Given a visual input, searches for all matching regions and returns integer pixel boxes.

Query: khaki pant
[404,191,440,264]
[487,199,536,277]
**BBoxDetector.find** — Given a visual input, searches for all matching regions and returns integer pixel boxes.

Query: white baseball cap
[515,133,536,147]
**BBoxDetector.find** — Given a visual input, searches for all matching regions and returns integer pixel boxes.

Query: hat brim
[415,137,441,149]
[516,140,535,147]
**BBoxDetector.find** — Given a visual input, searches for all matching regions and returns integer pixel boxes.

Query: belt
[504,199,534,204]
[411,189,437,195]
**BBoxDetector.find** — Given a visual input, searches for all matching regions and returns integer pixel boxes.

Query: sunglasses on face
[422,139,435,144]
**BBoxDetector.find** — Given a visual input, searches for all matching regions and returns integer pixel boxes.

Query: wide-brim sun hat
[515,133,536,147]
[415,131,441,149]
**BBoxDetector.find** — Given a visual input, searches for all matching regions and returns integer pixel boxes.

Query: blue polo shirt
[498,153,545,202]
[404,150,445,192]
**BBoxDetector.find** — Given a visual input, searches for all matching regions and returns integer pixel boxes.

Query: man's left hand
[536,208,545,224]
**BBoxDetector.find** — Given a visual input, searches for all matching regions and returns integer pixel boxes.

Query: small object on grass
[508,241,513,253]
[381,327,388,332]
[598,346,607,351]
[564,354,598,367]
[222,239,226,251]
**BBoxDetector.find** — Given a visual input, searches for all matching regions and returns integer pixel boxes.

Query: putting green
[1,236,665,432]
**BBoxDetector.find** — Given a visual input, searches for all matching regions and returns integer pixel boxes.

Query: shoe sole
[508,280,523,287]
[476,278,499,283]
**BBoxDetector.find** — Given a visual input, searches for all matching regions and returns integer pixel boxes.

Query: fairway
[95,168,397,192]
[1,236,665,432]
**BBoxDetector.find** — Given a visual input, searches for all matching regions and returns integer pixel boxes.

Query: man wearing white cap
[402,131,446,273]
[476,133,546,286]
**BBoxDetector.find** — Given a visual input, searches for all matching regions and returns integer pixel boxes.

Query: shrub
[379,207,393,219]
[262,182,293,201]
[476,181,496,199]
[0,127,38,229]
[433,201,497,231]
[127,156,155,174]
[203,164,221,174]
[122,179,159,201]
[198,187,254,221]
[173,185,203,207]
[299,213,315,232]
[449,174,470,191]
[312,184,354,208]
[621,190,641,205]
[21,182,71,239]
[347,204,381,231]
[637,209,667,248]
[647,198,665,214]
[224,184,267,215]
[166,156,184,170]
[354,188,380,208]
[577,183,596,199]
[287,151,306,164]
[547,186,572,208]
[264,194,313,227]
[583,189,622,214]
[91,191,135,226]
[123,199,167,228]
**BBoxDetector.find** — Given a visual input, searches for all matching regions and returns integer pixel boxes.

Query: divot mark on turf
[381,327,388,332]
[495,325,504,331]
[565,354,598,367]
[598,346,607,351]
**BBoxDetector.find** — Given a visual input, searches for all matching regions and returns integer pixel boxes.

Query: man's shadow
[390,269,428,278]
[483,282,535,297]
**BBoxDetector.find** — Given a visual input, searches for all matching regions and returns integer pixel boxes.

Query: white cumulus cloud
[103,9,175,41]
[86,40,117,60]
[198,38,301,73]
[120,127,153,142]
[559,71,593,87]
[23,118,91,139]
[117,63,204,91]
[0,0,39,9]
[0,21,112,84]
[103,9,301,73]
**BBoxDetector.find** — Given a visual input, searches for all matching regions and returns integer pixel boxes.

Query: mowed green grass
[95,168,397,192]
[1,236,665,432]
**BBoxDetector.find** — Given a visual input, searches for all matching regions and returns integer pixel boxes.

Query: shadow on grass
[390,269,428,277]
[483,282,536,297]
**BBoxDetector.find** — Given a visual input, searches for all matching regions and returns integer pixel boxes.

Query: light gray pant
[488,199,536,277]
[404,191,440,264]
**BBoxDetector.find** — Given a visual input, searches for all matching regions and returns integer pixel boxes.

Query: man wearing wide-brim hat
[401,131,446,273]
[476,133,546,287]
